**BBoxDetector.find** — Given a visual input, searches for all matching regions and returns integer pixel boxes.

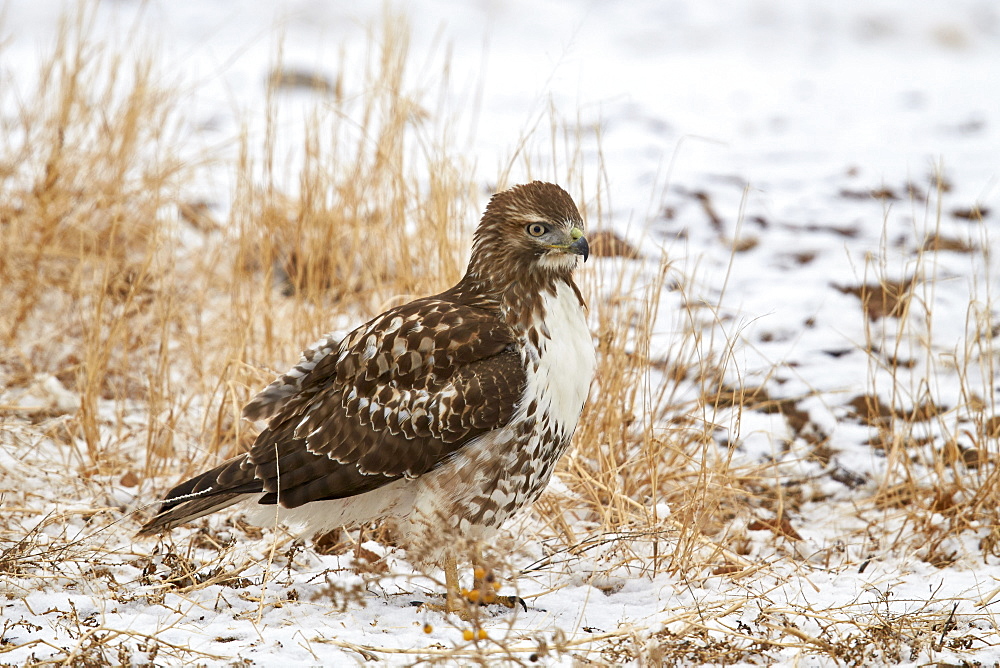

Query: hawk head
[466,182,589,289]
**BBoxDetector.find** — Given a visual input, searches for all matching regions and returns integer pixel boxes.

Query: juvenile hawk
[140,181,596,611]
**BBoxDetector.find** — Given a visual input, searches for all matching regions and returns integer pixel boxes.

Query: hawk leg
[444,554,464,615]
[421,553,525,620]
[417,555,473,620]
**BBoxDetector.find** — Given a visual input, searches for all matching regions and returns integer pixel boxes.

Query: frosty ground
[1,1,999,665]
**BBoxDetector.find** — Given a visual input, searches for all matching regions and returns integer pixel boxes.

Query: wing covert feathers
[140,296,526,533]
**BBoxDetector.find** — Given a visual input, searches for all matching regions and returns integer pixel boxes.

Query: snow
[2,0,999,665]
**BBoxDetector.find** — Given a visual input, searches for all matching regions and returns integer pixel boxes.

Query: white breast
[522,281,596,433]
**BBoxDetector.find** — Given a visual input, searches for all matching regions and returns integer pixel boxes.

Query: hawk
[139,181,596,613]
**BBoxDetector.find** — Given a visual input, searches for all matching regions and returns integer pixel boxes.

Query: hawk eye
[526,223,548,237]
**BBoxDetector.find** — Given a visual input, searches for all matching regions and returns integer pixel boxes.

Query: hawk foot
[417,555,525,620]
[414,589,525,621]
[464,565,527,611]
[416,594,476,622]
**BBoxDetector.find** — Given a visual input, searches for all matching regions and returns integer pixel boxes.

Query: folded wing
[139,295,525,534]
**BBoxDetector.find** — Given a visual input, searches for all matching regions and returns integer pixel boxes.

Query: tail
[137,456,264,536]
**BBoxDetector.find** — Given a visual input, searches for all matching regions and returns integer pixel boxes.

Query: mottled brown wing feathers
[140,296,526,532]
[242,296,526,508]
[286,297,520,456]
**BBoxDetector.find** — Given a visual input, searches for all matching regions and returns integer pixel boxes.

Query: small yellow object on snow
[461,628,489,641]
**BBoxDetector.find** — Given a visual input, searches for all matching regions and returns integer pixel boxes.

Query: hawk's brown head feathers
[465,182,589,293]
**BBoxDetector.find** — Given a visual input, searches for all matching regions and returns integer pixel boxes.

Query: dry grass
[1,7,997,666]
[853,172,999,566]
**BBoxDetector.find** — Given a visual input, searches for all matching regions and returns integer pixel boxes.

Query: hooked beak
[567,226,589,262]
[568,235,590,262]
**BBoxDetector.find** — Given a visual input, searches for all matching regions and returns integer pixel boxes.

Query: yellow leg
[444,554,463,615]
[421,552,523,618]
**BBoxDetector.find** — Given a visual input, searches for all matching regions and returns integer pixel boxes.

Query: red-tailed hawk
[139,182,596,613]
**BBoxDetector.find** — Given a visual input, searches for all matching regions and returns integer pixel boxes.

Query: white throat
[521,281,596,433]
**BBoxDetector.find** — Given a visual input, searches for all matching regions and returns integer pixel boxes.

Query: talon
[496,594,527,612]
[469,564,525,611]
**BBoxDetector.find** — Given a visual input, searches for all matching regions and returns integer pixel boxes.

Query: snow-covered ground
[2,0,999,665]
